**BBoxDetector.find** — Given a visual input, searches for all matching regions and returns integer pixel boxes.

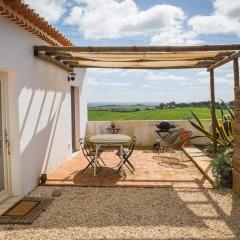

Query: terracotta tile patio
[45,147,213,188]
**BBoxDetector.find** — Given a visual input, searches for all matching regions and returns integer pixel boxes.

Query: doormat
[0,197,53,224]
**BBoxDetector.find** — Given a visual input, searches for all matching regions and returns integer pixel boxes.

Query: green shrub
[212,153,233,188]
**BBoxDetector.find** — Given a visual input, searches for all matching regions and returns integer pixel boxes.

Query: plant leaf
[220,99,234,120]
[190,111,204,128]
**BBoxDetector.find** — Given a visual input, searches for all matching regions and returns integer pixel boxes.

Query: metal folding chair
[84,137,106,166]
[99,125,107,134]
[156,128,184,156]
[79,138,106,174]
[116,136,137,174]
[159,131,192,162]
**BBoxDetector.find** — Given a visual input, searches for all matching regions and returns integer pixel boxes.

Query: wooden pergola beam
[54,55,222,62]
[46,51,72,57]
[68,64,211,69]
[62,60,81,65]
[48,50,235,57]
[34,44,240,53]
[34,51,73,72]
[207,51,240,71]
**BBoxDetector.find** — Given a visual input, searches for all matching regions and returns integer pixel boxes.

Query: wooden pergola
[34,44,240,194]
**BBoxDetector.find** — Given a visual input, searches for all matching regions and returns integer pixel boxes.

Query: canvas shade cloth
[69,51,223,62]
[34,45,238,70]
[60,51,228,68]
[71,60,206,68]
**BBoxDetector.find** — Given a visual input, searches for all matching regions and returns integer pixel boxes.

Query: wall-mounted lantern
[68,72,76,82]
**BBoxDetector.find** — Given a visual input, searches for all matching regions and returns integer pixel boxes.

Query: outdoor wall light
[68,72,76,82]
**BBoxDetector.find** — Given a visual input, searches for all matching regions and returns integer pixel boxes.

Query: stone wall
[87,120,211,147]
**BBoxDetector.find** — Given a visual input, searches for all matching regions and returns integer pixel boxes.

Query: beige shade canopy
[61,51,232,69]
[68,51,224,62]
[33,45,240,71]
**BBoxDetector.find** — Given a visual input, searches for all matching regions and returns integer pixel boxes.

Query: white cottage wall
[0,15,88,196]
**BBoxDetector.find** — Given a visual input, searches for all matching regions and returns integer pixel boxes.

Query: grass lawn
[88,107,224,121]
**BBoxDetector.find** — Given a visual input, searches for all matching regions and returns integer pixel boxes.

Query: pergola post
[233,58,239,87]
[233,57,240,195]
[210,69,217,155]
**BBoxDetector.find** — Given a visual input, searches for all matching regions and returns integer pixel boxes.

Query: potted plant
[111,121,116,129]
[212,153,233,188]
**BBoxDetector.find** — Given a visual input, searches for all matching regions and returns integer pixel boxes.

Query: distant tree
[159,103,164,109]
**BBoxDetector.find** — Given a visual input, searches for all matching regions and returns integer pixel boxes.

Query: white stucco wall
[87,120,212,146]
[0,15,88,196]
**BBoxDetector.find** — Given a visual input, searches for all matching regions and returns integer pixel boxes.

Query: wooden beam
[64,59,214,65]
[55,55,222,62]
[60,59,214,69]
[210,69,217,155]
[207,51,240,71]
[34,51,73,72]
[69,64,210,69]
[54,50,234,56]
[233,58,240,87]
[46,51,72,57]
[233,85,240,195]
[62,60,80,65]
[34,44,240,53]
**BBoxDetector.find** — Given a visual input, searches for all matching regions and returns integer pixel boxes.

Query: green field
[88,107,224,121]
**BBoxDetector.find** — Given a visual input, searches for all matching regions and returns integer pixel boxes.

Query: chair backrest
[79,137,93,156]
[173,131,192,149]
[79,138,87,156]
[99,126,106,134]
[164,128,184,144]
[126,136,137,159]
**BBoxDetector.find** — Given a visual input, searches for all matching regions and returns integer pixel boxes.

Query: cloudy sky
[25,0,240,103]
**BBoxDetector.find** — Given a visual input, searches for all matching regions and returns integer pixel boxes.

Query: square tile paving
[46,147,212,188]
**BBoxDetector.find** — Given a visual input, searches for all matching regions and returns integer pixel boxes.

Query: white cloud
[196,77,233,86]
[188,0,240,37]
[64,0,186,40]
[213,0,240,19]
[226,73,234,78]
[87,68,123,75]
[87,77,131,87]
[196,70,208,76]
[145,72,189,82]
[63,6,83,25]
[150,28,202,45]
[140,84,155,88]
[24,0,66,23]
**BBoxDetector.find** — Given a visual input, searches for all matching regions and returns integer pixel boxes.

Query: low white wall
[87,120,211,146]
[0,15,88,196]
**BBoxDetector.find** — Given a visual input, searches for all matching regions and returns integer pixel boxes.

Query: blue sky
[25,0,240,103]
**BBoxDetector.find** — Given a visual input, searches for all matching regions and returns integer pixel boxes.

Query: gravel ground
[0,186,239,240]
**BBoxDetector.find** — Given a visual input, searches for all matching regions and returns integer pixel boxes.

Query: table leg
[94,144,99,177]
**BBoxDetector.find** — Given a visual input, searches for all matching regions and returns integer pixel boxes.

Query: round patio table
[88,134,131,176]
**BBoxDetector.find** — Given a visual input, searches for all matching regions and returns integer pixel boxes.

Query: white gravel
[0,186,239,240]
